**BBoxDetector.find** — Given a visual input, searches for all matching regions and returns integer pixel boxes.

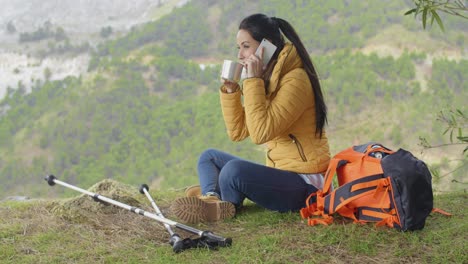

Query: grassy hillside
[0,182,466,263]
[0,0,466,200]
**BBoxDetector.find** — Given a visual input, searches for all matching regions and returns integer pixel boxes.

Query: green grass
[0,190,466,264]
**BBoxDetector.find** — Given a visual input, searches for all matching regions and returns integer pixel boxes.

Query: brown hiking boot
[185,185,201,197]
[171,196,235,224]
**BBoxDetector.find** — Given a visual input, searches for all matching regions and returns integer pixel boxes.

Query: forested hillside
[0,0,466,199]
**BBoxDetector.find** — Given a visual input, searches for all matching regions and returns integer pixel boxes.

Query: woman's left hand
[245,47,264,78]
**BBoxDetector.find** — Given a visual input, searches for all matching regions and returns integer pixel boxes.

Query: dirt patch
[51,179,143,222]
[46,179,170,243]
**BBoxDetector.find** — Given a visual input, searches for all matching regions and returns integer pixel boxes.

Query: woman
[171,13,330,224]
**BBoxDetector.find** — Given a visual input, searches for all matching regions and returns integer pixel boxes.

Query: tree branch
[423,142,468,149]
[439,162,468,179]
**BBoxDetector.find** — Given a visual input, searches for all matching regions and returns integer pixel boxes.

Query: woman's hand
[222,80,240,93]
[244,46,264,78]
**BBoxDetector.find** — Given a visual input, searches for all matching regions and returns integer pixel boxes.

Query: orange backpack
[300,142,449,231]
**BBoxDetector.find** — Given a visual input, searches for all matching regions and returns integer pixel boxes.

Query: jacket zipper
[289,134,307,162]
[267,149,275,167]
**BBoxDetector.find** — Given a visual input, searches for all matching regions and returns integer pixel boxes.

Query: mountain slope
[0,0,466,199]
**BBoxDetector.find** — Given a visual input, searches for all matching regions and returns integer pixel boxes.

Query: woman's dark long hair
[239,14,328,137]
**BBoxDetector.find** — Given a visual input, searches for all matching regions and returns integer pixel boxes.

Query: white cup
[221,60,244,83]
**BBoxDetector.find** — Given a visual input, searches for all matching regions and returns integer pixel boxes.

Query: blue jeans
[197,148,318,212]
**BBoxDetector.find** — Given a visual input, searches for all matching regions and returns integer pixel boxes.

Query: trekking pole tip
[170,235,185,253]
[139,184,149,194]
[220,237,233,247]
[45,175,57,186]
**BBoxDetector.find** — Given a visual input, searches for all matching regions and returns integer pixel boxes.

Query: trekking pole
[44,175,232,252]
[139,184,187,253]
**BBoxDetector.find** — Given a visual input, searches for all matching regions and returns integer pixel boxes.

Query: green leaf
[456,109,465,118]
[404,8,417,15]
[431,10,445,32]
[422,8,428,29]
[443,127,450,135]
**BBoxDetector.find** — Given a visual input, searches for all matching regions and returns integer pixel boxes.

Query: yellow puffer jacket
[220,43,330,173]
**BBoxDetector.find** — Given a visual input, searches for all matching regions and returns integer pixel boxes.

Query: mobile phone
[255,38,277,66]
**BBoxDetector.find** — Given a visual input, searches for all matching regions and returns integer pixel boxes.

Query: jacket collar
[267,43,303,95]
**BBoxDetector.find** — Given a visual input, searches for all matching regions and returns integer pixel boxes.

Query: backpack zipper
[289,134,307,162]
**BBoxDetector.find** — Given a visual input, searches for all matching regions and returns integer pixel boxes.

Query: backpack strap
[432,208,452,216]
[323,175,390,214]
[358,207,397,221]
[300,191,334,225]
[300,156,346,224]
[322,158,347,194]
[376,215,401,228]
